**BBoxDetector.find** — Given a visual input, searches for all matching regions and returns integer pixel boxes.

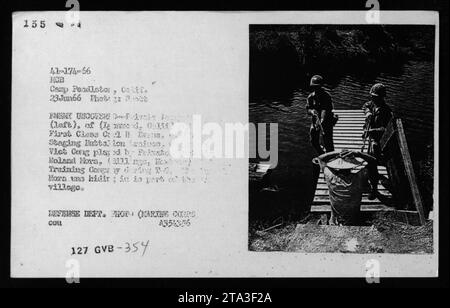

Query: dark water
[249,61,434,214]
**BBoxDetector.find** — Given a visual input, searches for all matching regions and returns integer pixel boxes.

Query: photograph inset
[248,24,435,254]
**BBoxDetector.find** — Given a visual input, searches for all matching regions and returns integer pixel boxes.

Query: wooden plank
[334,109,364,111]
[335,115,365,117]
[335,118,365,120]
[335,117,365,119]
[395,119,426,225]
[317,175,387,183]
[334,113,364,115]
[334,143,362,147]
[314,190,391,197]
[314,193,391,200]
[380,119,396,151]
[335,111,364,117]
[256,163,271,173]
[334,139,364,143]
[334,117,365,119]
[313,197,386,204]
[249,163,271,181]
[316,182,388,190]
[334,133,363,136]
[336,124,364,127]
[334,119,364,121]
[336,122,364,124]
[311,204,396,212]
[333,138,366,141]
[335,124,364,126]
[333,144,364,146]
[334,144,364,147]
[334,125,364,128]
[335,123,364,125]
[336,119,365,122]
[334,133,363,135]
[334,134,364,138]
[334,145,365,148]
[334,116,364,119]
[315,184,390,191]
[334,129,363,131]
[334,146,365,150]
[335,122,364,124]
[336,119,366,122]
[334,134,364,137]
[333,137,364,141]
[334,128,364,131]
[316,170,387,176]
[334,140,364,145]
[335,113,364,115]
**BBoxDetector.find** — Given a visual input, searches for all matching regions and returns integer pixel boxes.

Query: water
[249,61,434,207]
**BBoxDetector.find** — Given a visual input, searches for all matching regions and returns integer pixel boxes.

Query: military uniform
[362,100,393,159]
[362,98,393,198]
[306,89,334,154]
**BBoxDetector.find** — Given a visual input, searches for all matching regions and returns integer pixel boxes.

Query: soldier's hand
[339,150,354,158]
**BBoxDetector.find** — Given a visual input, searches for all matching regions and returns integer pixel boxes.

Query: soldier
[362,83,393,199]
[306,75,335,155]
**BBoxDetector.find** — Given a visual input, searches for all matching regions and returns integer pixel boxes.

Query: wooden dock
[311,109,395,213]
[249,162,271,182]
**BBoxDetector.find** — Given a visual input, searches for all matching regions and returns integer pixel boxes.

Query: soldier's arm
[317,150,341,163]
[362,101,373,118]
[353,151,377,164]
[369,127,385,133]
[306,96,317,117]
[320,109,326,122]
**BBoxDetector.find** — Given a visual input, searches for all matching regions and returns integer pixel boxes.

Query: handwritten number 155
[24,20,46,28]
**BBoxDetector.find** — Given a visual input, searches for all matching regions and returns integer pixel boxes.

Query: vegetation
[250,25,435,96]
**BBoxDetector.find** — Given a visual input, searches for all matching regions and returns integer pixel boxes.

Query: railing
[380,118,426,225]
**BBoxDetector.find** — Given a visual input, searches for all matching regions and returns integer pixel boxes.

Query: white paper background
[11,11,439,277]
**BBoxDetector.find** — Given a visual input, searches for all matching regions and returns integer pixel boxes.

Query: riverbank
[249,212,433,253]
[250,25,435,97]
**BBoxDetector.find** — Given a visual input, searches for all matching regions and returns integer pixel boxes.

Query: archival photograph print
[249,24,435,253]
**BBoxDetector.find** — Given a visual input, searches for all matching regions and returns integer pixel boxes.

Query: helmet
[369,83,386,97]
[310,75,323,86]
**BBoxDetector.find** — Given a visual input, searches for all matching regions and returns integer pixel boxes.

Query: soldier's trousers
[310,124,334,155]
[367,139,382,191]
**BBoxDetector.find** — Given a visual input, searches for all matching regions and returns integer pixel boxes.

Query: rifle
[313,114,326,151]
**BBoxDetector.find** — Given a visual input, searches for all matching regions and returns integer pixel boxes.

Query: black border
[1,0,448,289]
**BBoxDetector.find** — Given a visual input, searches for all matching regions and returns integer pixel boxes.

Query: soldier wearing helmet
[362,83,393,199]
[306,75,335,154]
